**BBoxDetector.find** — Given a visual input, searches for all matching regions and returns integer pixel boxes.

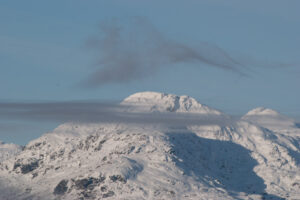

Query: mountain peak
[242,107,296,130]
[124,91,169,99]
[244,107,280,116]
[122,91,222,114]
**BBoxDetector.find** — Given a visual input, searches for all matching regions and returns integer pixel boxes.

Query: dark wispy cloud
[0,101,233,127]
[82,17,246,87]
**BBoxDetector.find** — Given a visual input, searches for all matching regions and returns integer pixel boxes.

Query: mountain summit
[122,91,223,114]
[244,107,280,116]
[0,92,299,200]
[242,107,296,130]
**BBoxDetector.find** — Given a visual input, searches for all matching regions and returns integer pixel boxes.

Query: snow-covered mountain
[242,107,297,131]
[121,91,222,114]
[0,92,299,200]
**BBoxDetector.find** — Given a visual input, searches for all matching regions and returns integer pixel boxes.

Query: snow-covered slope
[0,92,299,200]
[0,141,22,162]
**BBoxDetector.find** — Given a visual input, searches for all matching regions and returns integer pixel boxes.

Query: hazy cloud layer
[0,101,233,127]
[83,17,245,87]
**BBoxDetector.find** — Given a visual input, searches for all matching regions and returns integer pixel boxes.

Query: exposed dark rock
[13,159,39,174]
[95,139,106,151]
[292,182,300,189]
[25,188,31,193]
[43,167,51,175]
[99,139,106,145]
[25,141,46,150]
[35,142,42,147]
[80,190,95,199]
[99,175,106,182]
[78,135,101,151]
[58,149,65,157]
[100,186,107,192]
[77,141,84,150]
[169,190,175,196]
[135,147,142,153]
[53,179,68,195]
[20,160,39,174]
[32,172,38,178]
[128,146,135,154]
[13,162,21,170]
[75,178,94,190]
[102,156,107,161]
[109,175,126,183]
[50,153,56,160]
[75,176,105,190]
[102,191,114,198]
[154,190,160,196]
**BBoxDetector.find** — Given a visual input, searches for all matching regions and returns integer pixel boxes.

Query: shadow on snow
[166,131,284,200]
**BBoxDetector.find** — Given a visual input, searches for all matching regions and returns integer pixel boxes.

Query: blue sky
[1,0,300,144]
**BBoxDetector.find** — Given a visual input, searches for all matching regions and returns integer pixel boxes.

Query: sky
[0,0,300,144]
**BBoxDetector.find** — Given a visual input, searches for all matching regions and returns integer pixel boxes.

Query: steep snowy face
[242,107,296,131]
[0,141,22,162]
[122,91,222,115]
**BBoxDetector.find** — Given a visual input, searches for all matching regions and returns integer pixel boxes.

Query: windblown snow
[0,92,299,200]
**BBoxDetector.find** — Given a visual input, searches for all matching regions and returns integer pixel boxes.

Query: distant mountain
[0,92,299,200]
[244,107,280,116]
[242,107,297,131]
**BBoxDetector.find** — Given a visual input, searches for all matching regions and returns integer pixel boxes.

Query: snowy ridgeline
[0,92,299,200]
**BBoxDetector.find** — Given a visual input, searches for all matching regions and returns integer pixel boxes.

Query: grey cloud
[0,101,234,127]
[83,17,246,87]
